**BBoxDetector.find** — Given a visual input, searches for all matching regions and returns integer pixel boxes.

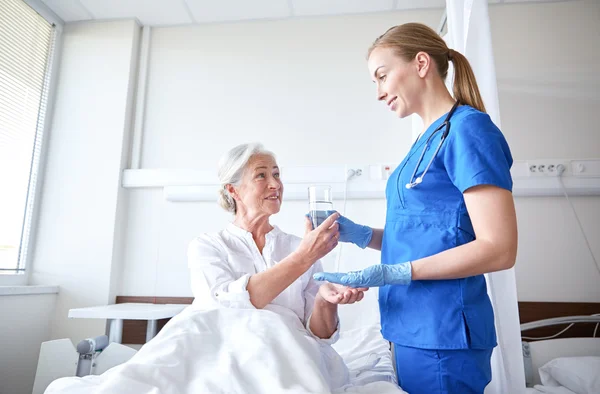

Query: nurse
[314,23,518,394]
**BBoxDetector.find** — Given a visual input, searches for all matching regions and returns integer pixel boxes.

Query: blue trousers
[394,344,493,394]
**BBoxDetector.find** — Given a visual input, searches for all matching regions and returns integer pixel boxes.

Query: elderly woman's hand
[296,212,340,264]
[317,283,368,305]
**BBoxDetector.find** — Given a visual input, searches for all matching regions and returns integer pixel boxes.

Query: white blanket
[45,307,404,394]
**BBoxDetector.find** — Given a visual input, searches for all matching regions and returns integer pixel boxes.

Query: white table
[68,303,189,343]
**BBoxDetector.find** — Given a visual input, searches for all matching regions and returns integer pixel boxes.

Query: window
[0,0,55,274]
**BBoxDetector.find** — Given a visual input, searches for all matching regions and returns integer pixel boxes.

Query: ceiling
[34,0,566,27]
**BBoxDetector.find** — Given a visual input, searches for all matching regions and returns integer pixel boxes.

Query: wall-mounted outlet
[368,165,393,180]
[526,160,569,177]
[346,167,363,180]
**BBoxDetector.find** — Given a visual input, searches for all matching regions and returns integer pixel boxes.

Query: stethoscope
[405,100,460,189]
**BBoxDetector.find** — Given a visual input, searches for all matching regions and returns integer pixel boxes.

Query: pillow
[539,356,600,394]
[533,385,577,394]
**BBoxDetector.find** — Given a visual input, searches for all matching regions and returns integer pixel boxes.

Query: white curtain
[442,1,526,393]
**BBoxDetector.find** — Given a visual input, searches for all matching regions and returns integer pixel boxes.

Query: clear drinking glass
[308,185,333,229]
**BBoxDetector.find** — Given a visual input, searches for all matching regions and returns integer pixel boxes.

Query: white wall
[141,14,428,169]
[0,294,56,394]
[29,19,140,342]
[489,0,600,301]
[491,0,600,159]
[514,196,600,301]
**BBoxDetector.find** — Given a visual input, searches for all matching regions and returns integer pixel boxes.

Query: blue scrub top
[380,105,513,350]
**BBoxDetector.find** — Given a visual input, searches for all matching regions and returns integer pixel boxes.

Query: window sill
[0,285,59,296]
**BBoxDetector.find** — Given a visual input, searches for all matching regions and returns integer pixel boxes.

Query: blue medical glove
[336,215,373,249]
[313,262,412,288]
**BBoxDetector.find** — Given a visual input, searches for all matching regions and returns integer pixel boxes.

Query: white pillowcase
[538,356,600,394]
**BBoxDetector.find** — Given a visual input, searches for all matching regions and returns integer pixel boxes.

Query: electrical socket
[526,160,569,177]
[346,168,363,180]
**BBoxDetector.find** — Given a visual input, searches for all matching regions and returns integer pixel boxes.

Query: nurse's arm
[411,185,518,280]
[366,228,384,251]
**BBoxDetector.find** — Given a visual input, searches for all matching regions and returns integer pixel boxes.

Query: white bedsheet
[45,307,404,394]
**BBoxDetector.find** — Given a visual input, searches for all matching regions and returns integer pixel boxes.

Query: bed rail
[521,315,600,332]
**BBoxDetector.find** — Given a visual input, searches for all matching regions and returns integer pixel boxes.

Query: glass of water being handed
[308,185,333,229]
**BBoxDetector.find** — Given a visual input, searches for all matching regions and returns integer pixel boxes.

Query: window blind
[0,0,55,272]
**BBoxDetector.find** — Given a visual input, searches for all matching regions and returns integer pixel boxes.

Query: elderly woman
[187,142,367,389]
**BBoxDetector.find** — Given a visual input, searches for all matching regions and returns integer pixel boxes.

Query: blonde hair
[217,143,275,214]
[368,23,486,113]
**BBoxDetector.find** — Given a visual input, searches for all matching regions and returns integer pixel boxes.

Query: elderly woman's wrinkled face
[232,154,283,217]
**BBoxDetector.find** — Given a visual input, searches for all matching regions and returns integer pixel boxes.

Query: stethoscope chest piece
[405,176,422,189]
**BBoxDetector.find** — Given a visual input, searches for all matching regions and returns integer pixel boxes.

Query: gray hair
[217,143,276,214]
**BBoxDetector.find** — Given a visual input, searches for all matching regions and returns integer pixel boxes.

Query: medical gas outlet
[370,165,393,180]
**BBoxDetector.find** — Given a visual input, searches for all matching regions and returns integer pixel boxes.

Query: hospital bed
[519,302,600,394]
[34,295,403,394]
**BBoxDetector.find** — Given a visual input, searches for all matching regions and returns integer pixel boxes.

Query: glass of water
[308,185,333,229]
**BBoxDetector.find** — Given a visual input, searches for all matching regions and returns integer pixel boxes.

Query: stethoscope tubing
[404,100,460,190]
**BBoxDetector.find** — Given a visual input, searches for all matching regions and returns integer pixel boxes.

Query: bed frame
[115,298,600,345]
[518,301,600,340]
[519,302,600,387]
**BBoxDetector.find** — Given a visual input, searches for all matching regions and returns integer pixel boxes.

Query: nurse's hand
[317,283,368,305]
[336,215,373,249]
[296,212,340,264]
[313,262,412,288]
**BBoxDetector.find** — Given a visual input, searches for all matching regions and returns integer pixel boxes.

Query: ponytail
[448,49,486,113]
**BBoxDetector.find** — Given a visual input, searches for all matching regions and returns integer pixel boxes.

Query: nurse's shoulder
[446,104,511,160]
[451,105,503,137]
[442,104,513,192]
